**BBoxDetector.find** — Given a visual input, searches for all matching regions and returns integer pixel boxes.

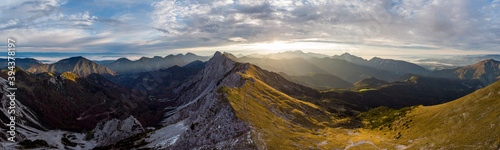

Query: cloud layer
[1,0,499,56]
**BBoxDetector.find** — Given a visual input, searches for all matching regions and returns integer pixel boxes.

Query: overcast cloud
[0,0,499,57]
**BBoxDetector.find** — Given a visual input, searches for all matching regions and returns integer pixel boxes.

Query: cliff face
[158,51,255,149]
[92,116,145,147]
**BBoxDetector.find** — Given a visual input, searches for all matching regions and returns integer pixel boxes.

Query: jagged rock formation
[92,116,145,147]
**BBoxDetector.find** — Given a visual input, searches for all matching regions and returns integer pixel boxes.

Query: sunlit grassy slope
[221,65,399,149]
[382,80,500,149]
[61,71,79,82]
[220,63,500,149]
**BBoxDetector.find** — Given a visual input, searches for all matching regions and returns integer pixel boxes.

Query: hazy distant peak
[340,52,353,56]
[339,52,363,59]
[245,50,329,59]
[116,57,131,62]
[67,56,85,60]
[469,59,500,68]
[20,57,43,61]
[479,59,499,64]
[185,52,197,56]
[336,52,362,58]
[59,56,91,63]
[283,50,305,54]
[333,52,368,63]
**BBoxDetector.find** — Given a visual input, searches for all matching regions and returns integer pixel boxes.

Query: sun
[242,40,346,54]
[245,41,305,53]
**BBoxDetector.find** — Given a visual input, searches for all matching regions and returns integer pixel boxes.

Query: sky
[1,0,499,61]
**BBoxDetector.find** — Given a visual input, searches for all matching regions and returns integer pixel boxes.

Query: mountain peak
[57,56,91,64]
[185,52,197,56]
[116,57,131,62]
[333,52,367,63]
[211,51,237,62]
[338,52,362,59]
[433,58,500,86]
[479,59,499,64]
[285,50,305,54]
[30,56,116,77]
[67,56,87,60]
[470,59,500,68]
[214,51,223,57]
[340,52,353,56]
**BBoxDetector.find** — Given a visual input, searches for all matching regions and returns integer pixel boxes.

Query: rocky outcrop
[152,52,255,149]
[92,116,145,147]
[0,77,47,142]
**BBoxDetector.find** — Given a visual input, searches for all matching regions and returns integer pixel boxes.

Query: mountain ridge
[333,52,430,75]
[103,53,210,74]
[431,59,500,86]
[26,56,116,77]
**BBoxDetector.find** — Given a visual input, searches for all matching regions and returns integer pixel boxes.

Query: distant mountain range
[239,52,433,84]
[321,75,483,110]
[246,50,330,59]
[0,58,43,70]
[2,53,209,78]
[431,59,500,86]
[418,54,500,66]
[9,51,500,91]
[280,72,353,89]
[6,51,500,90]
[238,57,330,75]
[25,56,116,77]
[110,60,206,99]
[333,52,430,75]
[102,53,210,74]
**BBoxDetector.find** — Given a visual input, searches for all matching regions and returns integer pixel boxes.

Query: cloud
[0,0,499,57]
[228,37,247,42]
[0,0,162,54]
[148,0,500,52]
